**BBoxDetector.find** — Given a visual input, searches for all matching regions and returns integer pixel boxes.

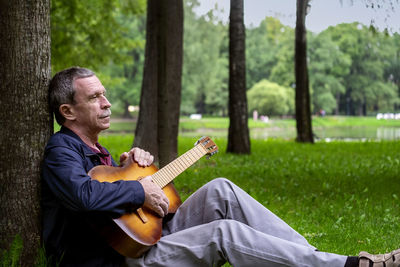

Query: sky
[195,0,400,33]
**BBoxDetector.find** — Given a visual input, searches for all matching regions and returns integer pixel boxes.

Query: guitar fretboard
[151,143,208,188]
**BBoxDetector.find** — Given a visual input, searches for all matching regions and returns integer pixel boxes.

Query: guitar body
[88,136,218,258]
[89,162,182,258]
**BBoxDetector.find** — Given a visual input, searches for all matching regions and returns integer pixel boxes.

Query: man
[42,67,399,267]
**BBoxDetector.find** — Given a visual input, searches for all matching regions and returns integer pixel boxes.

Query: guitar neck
[151,143,208,188]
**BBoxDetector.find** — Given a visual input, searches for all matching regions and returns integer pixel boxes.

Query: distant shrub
[247,79,294,116]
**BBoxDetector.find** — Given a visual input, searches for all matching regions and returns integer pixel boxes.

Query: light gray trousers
[126,178,347,267]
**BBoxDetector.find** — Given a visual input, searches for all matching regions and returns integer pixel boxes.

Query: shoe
[359,249,400,267]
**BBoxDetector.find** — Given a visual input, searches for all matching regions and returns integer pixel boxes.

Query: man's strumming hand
[139,176,169,217]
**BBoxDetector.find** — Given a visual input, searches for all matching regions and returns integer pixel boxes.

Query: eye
[89,91,106,100]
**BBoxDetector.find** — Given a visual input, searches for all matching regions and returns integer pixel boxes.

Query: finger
[159,192,169,215]
[143,151,151,165]
[134,149,146,165]
[145,152,154,166]
[129,147,140,160]
[120,152,128,160]
[160,199,169,216]
[119,152,129,165]
[143,175,153,182]
[161,193,169,207]
[148,193,164,217]
[154,205,165,217]
[128,147,136,156]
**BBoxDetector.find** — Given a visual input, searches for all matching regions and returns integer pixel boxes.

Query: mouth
[99,110,112,119]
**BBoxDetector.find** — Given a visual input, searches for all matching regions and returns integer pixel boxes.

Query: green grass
[100,135,400,258]
[0,235,23,267]
[0,235,53,267]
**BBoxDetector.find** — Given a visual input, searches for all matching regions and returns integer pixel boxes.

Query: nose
[101,95,111,109]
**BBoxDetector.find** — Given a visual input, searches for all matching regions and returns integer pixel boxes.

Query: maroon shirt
[90,142,112,166]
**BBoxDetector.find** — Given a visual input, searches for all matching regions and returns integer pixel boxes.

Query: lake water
[253,126,400,140]
[180,126,400,141]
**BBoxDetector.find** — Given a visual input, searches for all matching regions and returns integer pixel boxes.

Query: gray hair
[49,67,95,125]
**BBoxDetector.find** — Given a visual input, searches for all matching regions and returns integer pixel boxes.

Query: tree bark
[227,0,251,154]
[134,0,160,162]
[157,0,183,167]
[134,0,183,167]
[0,0,51,266]
[295,0,314,143]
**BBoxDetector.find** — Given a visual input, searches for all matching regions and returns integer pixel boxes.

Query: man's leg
[126,178,347,266]
[127,219,347,267]
[164,178,316,248]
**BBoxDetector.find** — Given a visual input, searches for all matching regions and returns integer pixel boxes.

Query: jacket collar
[60,126,97,156]
[60,125,81,140]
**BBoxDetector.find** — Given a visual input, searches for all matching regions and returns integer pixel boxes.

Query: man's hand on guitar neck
[139,176,169,217]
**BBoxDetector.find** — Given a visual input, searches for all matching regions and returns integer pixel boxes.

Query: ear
[59,104,76,121]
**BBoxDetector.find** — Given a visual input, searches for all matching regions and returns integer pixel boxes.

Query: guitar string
[153,146,199,187]
[152,144,208,188]
[156,147,202,188]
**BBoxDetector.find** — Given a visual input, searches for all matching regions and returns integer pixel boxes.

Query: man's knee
[206,177,233,189]
[206,219,247,242]
[202,178,239,199]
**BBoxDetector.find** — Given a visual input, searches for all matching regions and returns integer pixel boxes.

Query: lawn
[100,135,400,258]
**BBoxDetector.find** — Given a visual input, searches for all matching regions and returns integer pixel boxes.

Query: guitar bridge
[136,208,148,223]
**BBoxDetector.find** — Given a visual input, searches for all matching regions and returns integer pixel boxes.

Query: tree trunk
[0,1,51,266]
[157,0,183,167]
[227,0,251,154]
[134,0,160,161]
[295,0,314,143]
[134,0,183,167]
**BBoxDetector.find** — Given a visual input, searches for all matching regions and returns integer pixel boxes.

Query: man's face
[71,75,112,133]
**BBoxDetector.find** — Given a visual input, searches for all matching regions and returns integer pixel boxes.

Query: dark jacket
[42,126,145,266]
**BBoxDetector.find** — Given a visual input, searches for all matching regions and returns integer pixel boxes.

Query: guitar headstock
[195,136,218,158]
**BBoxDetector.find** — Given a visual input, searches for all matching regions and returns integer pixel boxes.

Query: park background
[50,0,400,138]
[1,0,400,266]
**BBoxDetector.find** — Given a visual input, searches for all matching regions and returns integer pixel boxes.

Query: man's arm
[119,147,169,217]
[42,146,145,215]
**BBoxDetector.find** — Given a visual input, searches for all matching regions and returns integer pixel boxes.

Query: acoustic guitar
[88,136,218,258]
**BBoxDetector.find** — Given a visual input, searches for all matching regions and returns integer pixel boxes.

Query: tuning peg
[194,136,206,146]
[206,149,218,159]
